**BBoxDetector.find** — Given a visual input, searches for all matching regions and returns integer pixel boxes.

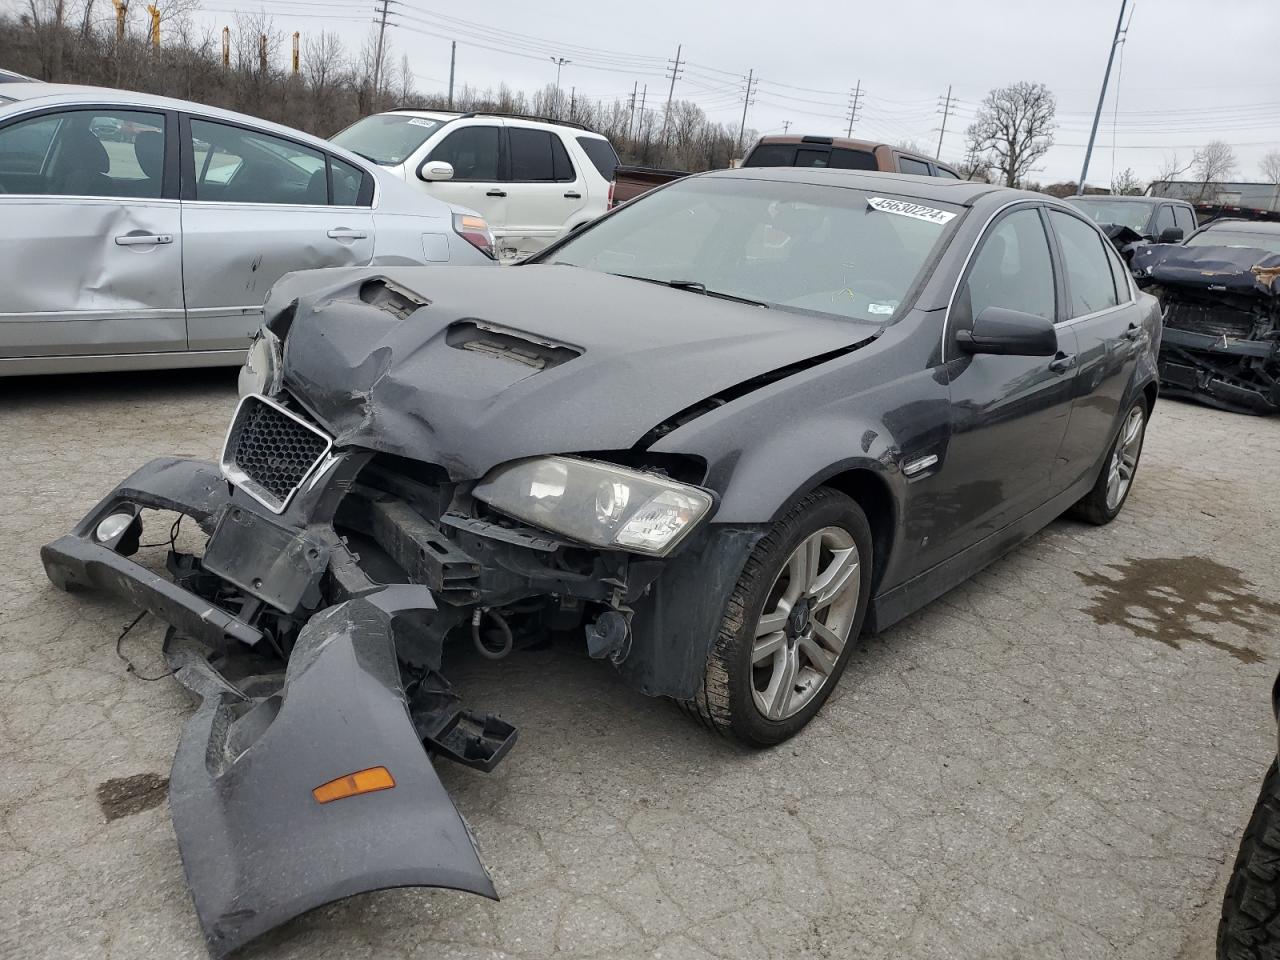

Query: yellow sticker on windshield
[867,197,956,225]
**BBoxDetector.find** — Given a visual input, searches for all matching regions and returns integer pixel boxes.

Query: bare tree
[1190,140,1236,201]
[1110,167,1143,196]
[965,81,1056,187]
[1260,149,1280,211]
[1154,152,1193,187]
[24,0,69,79]
[303,30,345,96]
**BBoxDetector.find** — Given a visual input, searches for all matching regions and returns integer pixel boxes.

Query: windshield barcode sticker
[867,197,956,225]
[407,118,435,127]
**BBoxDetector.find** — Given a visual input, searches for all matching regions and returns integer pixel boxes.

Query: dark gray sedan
[42,168,1161,956]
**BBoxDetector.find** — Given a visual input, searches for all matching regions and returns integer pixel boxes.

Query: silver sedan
[0,84,497,376]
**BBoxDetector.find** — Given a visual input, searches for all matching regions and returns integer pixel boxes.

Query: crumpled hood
[1133,243,1280,298]
[276,264,873,478]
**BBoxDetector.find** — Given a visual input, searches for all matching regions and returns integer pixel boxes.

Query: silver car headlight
[238,329,283,398]
[472,456,714,557]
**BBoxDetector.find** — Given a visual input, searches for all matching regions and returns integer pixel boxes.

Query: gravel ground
[1,369,1278,960]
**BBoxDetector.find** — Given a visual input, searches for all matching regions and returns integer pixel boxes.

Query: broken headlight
[237,328,283,399]
[473,456,713,557]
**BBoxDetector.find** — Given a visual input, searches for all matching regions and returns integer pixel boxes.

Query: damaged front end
[1134,243,1280,414]
[42,268,798,957]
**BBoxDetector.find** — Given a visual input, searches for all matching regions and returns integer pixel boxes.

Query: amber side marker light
[312,766,396,804]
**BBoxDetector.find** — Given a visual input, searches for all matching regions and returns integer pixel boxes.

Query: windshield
[331,114,444,165]
[1187,227,1280,255]
[546,176,959,323]
[1069,198,1151,232]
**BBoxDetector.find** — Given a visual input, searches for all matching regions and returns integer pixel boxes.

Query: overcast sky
[181,0,1279,187]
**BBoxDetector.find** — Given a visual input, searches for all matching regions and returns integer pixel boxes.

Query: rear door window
[829,148,876,170]
[425,125,500,181]
[935,166,961,179]
[898,156,931,176]
[1049,210,1119,317]
[509,128,557,181]
[190,118,326,204]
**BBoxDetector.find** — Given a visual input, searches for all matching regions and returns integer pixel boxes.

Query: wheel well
[1143,380,1158,414]
[819,469,895,594]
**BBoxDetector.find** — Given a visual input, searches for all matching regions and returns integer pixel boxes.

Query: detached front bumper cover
[41,457,499,958]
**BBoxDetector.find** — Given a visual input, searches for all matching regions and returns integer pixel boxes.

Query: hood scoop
[445,320,581,371]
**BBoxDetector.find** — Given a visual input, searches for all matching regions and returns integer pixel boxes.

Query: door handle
[1122,324,1142,341]
[1048,352,1077,373]
[326,228,369,240]
[563,191,582,199]
[486,189,507,197]
[114,233,173,246]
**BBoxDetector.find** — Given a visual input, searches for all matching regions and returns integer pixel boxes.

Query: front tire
[1219,760,1280,960]
[681,488,873,747]
[1070,397,1148,525]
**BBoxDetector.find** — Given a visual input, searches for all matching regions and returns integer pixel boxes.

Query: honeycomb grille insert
[222,396,330,511]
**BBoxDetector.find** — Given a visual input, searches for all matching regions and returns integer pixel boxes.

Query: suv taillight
[453,213,496,259]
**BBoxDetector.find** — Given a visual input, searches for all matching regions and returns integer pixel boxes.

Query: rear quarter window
[742,143,797,167]
[575,136,618,180]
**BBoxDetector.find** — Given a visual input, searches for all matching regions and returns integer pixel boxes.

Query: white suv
[333,111,619,261]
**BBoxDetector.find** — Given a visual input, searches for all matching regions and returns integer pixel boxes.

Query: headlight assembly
[237,328,283,399]
[472,456,714,557]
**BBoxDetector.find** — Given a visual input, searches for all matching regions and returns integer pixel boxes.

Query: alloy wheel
[750,526,861,721]
[1105,405,1145,511]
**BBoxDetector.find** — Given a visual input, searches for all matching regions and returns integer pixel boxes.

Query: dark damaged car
[1134,218,1280,414]
[42,170,1162,956]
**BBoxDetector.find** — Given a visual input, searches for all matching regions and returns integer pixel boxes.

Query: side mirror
[1158,227,1184,243]
[956,306,1058,357]
[418,160,454,182]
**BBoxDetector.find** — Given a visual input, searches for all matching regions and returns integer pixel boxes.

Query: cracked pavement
[1,369,1278,960]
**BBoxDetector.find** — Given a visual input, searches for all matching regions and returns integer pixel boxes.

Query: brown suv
[742,135,962,178]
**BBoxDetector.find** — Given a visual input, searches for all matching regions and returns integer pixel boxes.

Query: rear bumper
[41,456,501,958]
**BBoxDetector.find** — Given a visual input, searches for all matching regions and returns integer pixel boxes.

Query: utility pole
[111,0,127,45]
[737,69,756,155]
[291,31,299,75]
[782,120,791,135]
[638,84,648,148]
[659,43,683,147]
[1077,0,1128,195]
[447,40,456,109]
[569,86,576,123]
[221,25,230,67]
[845,80,863,138]
[146,3,159,48]
[935,85,955,159]
[549,56,570,118]
[627,81,638,140]
[371,0,390,101]
[258,33,267,76]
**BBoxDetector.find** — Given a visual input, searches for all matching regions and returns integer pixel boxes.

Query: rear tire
[1070,397,1148,525]
[1219,760,1280,960]
[680,488,873,747]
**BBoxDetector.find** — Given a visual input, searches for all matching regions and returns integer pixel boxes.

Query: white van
[333,110,619,262]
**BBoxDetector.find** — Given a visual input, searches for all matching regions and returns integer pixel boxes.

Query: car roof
[1066,194,1187,206]
[0,83,375,167]
[384,108,606,137]
[1198,218,1280,234]
[700,166,1009,206]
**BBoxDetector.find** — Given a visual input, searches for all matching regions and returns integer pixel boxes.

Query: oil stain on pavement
[96,772,169,821]
[1077,555,1280,663]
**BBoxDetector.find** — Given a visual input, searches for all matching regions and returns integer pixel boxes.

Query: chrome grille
[221,395,331,512]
